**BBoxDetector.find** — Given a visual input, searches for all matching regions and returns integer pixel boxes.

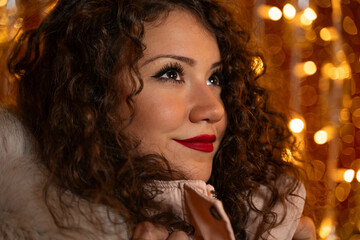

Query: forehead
[141,10,220,62]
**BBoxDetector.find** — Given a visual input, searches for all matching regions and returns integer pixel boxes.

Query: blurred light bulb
[343,16,358,35]
[300,13,313,26]
[314,130,328,144]
[303,61,317,75]
[356,170,360,182]
[320,27,339,41]
[283,4,296,20]
[344,169,355,182]
[314,126,336,145]
[289,118,305,133]
[320,28,331,41]
[268,7,282,21]
[319,218,333,239]
[0,0,6,7]
[304,8,317,21]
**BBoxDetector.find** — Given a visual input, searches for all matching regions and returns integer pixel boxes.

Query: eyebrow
[142,54,221,69]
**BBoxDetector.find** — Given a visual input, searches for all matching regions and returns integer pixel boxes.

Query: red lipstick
[174,134,216,152]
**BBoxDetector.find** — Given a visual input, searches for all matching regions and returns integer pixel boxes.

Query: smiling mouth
[174,134,216,153]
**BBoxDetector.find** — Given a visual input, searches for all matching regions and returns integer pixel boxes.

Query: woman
[0,0,315,239]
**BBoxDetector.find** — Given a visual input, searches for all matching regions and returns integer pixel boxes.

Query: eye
[152,62,184,83]
[160,70,181,81]
[207,69,222,86]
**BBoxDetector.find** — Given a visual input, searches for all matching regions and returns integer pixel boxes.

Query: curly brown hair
[8,0,301,239]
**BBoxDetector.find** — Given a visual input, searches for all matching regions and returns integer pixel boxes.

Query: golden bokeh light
[356,170,360,182]
[320,27,339,41]
[344,169,355,183]
[268,7,282,21]
[314,126,336,145]
[294,61,317,77]
[320,28,331,41]
[335,182,351,201]
[303,61,317,75]
[252,1,358,238]
[314,130,328,144]
[319,217,333,239]
[321,61,351,80]
[304,8,317,21]
[283,4,296,20]
[340,108,351,122]
[352,108,360,129]
[0,0,6,7]
[289,118,305,133]
[343,16,358,35]
[333,168,355,182]
[300,13,313,26]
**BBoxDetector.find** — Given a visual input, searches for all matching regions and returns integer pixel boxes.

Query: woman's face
[126,10,227,181]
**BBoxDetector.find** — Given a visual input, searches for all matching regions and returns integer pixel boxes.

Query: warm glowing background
[0,0,359,239]
[243,0,360,239]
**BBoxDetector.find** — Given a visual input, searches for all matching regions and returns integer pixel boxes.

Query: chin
[186,169,212,182]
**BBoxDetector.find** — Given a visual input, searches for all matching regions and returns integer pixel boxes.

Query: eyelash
[151,62,185,84]
[151,62,223,86]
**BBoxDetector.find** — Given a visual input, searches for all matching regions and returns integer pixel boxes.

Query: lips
[174,134,216,153]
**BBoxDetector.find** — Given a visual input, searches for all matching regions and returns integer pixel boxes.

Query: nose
[189,83,225,124]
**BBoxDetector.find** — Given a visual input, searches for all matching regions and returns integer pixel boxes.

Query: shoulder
[246,175,306,240]
[0,107,129,239]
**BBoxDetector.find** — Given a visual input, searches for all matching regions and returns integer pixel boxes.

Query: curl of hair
[8,0,301,239]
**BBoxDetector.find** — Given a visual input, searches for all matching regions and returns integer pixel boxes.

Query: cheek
[131,91,187,135]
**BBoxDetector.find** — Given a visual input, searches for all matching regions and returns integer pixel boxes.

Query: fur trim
[0,108,127,239]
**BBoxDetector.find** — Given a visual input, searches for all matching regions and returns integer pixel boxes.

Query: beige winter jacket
[0,108,305,239]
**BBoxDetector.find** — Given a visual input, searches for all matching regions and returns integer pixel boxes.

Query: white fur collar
[0,108,127,239]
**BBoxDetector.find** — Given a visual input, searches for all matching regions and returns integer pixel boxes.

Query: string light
[251,1,358,239]
[320,27,339,41]
[344,169,355,182]
[304,8,317,21]
[335,182,351,201]
[300,13,313,26]
[283,4,296,20]
[356,170,360,182]
[0,0,6,7]
[268,7,282,21]
[314,130,328,144]
[289,118,305,133]
[303,61,317,75]
[319,218,333,239]
[320,28,332,41]
[343,16,358,35]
